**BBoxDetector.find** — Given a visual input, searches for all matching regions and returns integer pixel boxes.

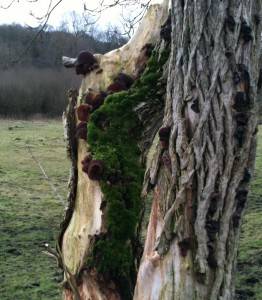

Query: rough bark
[59,0,262,299]
[134,1,261,299]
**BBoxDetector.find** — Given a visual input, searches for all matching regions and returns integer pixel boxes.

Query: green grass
[236,126,262,300]
[0,119,69,300]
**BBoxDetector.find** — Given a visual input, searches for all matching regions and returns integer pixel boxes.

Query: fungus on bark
[76,104,92,122]
[75,122,87,140]
[115,73,134,89]
[107,81,127,94]
[88,160,104,181]
[135,44,154,77]
[240,21,253,43]
[107,73,134,94]
[81,155,92,173]
[75,51,98,75]
[85,91,107,111]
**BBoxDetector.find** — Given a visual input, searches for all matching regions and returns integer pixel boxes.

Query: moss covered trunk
[59,0,262,299]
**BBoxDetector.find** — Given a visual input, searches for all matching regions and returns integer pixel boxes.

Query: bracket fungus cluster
[107,72,134,94]
[75,51,99,75]
[135,44,154,77]
[81,155,104,181]
[76,104,92,122]
[75,122,87,140]
[85,91,107,111]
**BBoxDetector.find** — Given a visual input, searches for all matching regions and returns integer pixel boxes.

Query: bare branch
[0,0,18,9]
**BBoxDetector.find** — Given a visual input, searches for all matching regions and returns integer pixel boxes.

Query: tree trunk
[59,1,261,299]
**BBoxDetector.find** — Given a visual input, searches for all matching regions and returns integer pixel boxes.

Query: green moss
[86,48,169,297]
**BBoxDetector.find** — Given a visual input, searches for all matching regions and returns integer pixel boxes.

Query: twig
[42,242,81,300]
[26,143,65,205]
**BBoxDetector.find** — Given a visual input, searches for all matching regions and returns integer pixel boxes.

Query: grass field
[0,120,261,300]
[0,119,69,300]
[236,127,262,299]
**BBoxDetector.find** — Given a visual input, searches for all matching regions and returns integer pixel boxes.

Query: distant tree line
[0,23,127,118]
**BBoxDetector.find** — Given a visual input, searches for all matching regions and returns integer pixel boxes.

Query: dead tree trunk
[59,0,261,299]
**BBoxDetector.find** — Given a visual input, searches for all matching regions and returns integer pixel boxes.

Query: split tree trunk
[59,1,261,299]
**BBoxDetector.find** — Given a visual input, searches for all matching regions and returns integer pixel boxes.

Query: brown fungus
[115,73,134,89]
[85,91,107,111]
[75,122,87,140]
[107,81,128,94]
[76,104,92,122]
[81,155,92,174]
[75,51,98,75]
[88,160,104,181]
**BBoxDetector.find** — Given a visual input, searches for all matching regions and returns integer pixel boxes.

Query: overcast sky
[0,0,120,29]
[0,0,163,31]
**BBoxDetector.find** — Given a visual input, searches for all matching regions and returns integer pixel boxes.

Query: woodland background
[0,22,126,117]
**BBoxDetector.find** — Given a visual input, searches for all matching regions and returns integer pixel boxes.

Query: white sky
[0,0,164,30]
